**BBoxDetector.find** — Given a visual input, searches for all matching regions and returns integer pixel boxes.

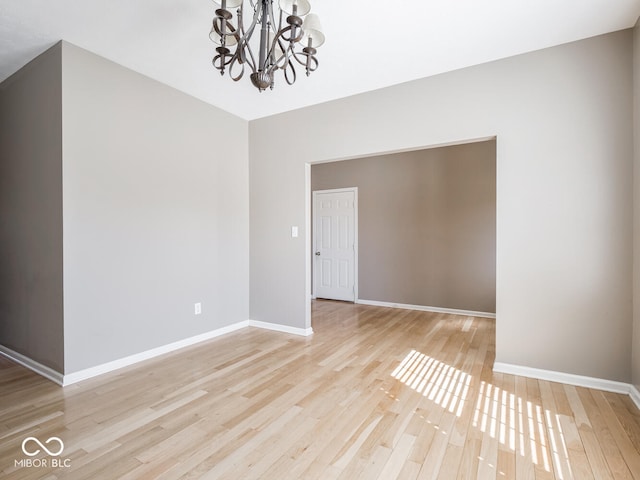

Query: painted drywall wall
[311,141,496,313]
[0,44,64,372]
[633,18,640,390]
[61,42,249,373]
[250,30,634,382]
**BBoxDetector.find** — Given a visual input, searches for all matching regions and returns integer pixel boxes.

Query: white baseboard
[493,362,632,395]
[63,320,251,386]
[356,299,496,319]
[2,319,314,387]
[0,345,64,385]
[248,320,313,337]
[630,385,640,411]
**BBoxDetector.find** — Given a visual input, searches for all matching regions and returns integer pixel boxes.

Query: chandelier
[210,0,324,92]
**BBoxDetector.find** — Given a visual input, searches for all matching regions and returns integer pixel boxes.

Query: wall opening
[307,138,497,325]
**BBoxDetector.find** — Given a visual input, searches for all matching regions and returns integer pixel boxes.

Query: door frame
[311,187,358,302]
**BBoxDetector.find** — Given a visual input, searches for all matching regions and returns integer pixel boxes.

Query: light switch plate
[291,226,299,238]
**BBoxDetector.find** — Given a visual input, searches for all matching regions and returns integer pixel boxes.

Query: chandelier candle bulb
[279,0,311,16]
[209,0,323,92]
[212,0,242,8]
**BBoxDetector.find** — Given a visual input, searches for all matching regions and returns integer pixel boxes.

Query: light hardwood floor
[1,300,640,479]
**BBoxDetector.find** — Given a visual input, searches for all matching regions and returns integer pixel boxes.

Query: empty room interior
[2,0,640,478]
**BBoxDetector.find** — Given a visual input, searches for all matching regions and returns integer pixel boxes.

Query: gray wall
[61,43,249,373]
[250,30,633,382]
[633,18,640,391]
[0,44,64,372]
[311,141,496,313]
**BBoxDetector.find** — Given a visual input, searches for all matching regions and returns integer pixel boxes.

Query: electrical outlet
[194,302,202,315]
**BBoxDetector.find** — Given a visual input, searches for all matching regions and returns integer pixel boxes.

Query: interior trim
[1,320,313,387]
[630,384,640,411]
[493,362,635,398]
[248,320,313,337]
[0,345,64,385]
[356,299,496,319]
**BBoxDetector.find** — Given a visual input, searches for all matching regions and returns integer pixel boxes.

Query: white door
[313,188,357,302]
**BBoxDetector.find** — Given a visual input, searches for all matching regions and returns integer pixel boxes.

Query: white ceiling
[1,0,639,120]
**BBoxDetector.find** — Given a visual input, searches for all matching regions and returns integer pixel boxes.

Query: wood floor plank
[416,411,456,479]
[375,433,416,479]
[513,375,536,480]
[578,387,635,480]
[1,300,639,479]
[525,378,555,479]
[495,373,516,480]
[603,391,640,453]
[590,390,640,479]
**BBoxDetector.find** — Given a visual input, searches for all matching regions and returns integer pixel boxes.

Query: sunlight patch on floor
[392,350,573,477]
[472,381,572,477]
[391,349,471,417]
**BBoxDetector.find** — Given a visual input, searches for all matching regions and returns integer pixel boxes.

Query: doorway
[312,188,358,302]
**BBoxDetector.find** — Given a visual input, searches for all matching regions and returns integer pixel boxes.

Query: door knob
[315,251,321,256]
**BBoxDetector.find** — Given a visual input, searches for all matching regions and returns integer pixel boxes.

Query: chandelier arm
[240,1,261,43]
[289,49,311,67]
[261,4,304,56]
[268,29,303,72]
[271,36,290,69]
[265,43,286,75]
[213,18,240,44]
[283,58,297,85]
[277,8,284,33]
[266,0,278,33]
[289,47,318,76]
[212,52,234,69]
[239,30,258,72]
[229,54,246,81]
[305,55,319,74]
[237,0,263,74]
[274,24,304,45]
[267,29,288,69]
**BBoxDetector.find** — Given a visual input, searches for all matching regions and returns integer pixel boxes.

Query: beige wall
[61,42,250,373]
[250,30,633,382]
[633,18,640,390]
[311,141,496,313]
[0,44,64,372]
